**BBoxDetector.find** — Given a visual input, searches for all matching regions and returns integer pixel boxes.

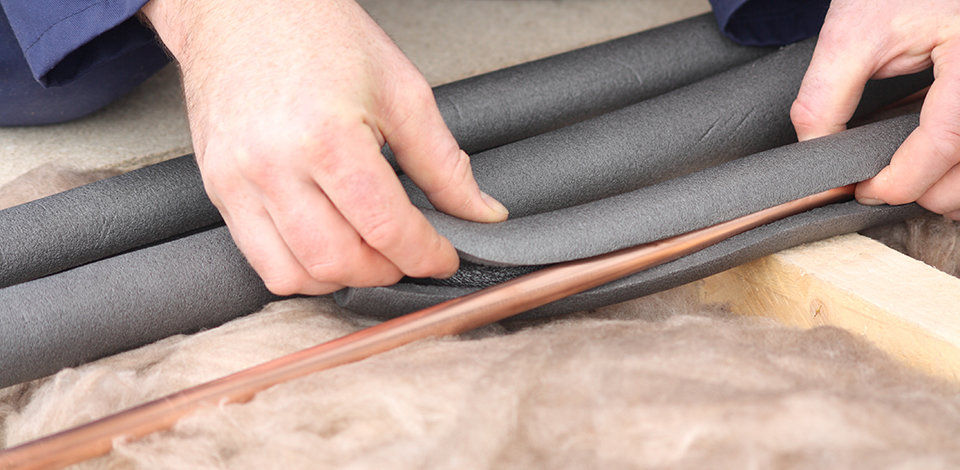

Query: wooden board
[697,233,960,381]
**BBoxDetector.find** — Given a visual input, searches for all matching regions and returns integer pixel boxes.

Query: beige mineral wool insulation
[864,213,960,278]
[0,164,122,210]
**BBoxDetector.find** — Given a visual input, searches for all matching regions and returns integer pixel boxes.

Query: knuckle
[426,149,472,196]
[237,118,369,185]
[309,142,347,179]
[403,238,453,278]
[303,119,373,177]
[405,77,436,108]
[305,259,348,283]
[305,117,352,152]
[357,212,403,249]
[925,126,960,166]
[199,153,241,194]
[932,48,960,77]
[235,151,280,187]
[790,98,820,131]
[303,243,362,282]
[200,172,235,206]
[384,79,436,132]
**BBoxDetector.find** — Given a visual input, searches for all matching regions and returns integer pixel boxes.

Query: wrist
[140,0,193,62]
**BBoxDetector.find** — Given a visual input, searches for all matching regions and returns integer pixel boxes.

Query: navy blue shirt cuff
[1,0,826,88]
[709,0,831,47]
[0,0,163,86]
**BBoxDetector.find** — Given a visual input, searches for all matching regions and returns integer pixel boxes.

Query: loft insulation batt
[2,280,960,468]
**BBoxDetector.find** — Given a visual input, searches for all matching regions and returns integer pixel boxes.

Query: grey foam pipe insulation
[419,13,772,157]
[0,227,277,388]
[0,156,219,289]
[403,38,932,217]
[0,13,769,290]
[337,202,926,319]
[0,114,926,388]
[420,112,925,266]
[338,115,926,317]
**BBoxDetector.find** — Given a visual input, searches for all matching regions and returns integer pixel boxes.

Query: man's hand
[790,0,960,219]
[141,0,508,295]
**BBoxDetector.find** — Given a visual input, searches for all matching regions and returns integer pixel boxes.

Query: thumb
[856,40,960,206]
[791,26,876,141]
[380,81,508,223]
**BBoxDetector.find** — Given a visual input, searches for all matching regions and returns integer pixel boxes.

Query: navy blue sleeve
[709,0,831,46]
[0,0,163,86]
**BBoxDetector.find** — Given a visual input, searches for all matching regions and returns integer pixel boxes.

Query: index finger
[309,118,460,279]
[791,26,876,141]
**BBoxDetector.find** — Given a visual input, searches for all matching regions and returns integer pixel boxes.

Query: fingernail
[436,260,459,279]
[858,197,885,206]
[436,268,458,279]
[480,191,509,218]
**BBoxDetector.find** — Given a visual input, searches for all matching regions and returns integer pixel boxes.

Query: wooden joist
[697,233,960,381]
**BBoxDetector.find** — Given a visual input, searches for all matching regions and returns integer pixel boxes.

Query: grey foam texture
[0,13,769,290]
[0,115,924,388]
[0,227,277,388]
[336,201,926,319]
[425,113,924,266]
[0,156,221,289]
[403,39,932,218]
[416,13,773,158]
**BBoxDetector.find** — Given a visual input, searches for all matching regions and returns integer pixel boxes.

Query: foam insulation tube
[0,115,925,388]
[0,13,769,289]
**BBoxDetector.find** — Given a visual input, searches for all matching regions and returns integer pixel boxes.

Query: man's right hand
[791,0,960,219]
[141,0,508,295]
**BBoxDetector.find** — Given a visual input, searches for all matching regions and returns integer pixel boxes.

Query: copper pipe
[0,184,856,470]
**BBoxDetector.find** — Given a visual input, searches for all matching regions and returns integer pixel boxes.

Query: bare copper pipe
[0,184,856,470]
